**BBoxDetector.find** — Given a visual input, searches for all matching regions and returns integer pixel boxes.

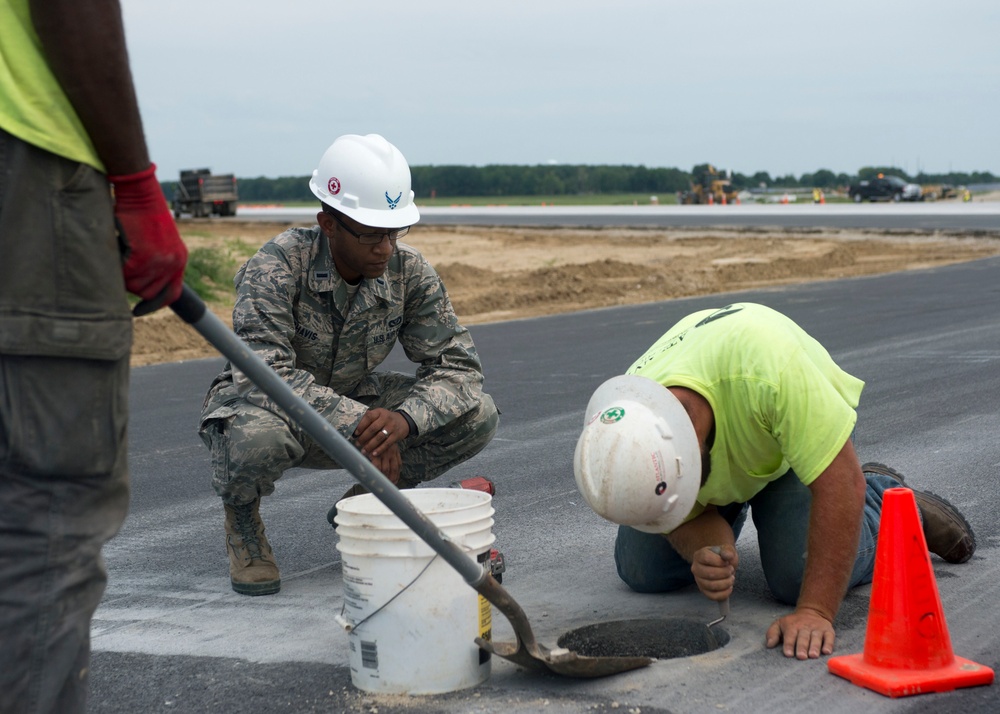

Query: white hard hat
[308,134,420,229]
[573,375,701,534]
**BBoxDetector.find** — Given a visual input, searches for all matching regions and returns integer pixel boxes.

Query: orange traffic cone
[828,488,994,697]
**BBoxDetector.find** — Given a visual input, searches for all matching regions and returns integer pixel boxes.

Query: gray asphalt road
[236,202,1000,231]
[89,254,1000,713]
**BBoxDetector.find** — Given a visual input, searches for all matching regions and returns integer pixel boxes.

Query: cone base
[828,653,994,698]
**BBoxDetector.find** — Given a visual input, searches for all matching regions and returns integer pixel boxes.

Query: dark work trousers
[0,129,132,714]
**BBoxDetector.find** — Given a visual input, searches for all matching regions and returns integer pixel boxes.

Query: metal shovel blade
[473,575,653,677]
[169,286,653,679]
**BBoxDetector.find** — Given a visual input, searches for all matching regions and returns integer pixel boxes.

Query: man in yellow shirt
[575,303,975,661]
[0,2,188,711]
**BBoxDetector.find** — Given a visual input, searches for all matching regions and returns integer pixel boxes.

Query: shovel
[166,286,653,678]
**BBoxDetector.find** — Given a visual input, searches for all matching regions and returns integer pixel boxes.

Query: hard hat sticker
[327,177,341,195]
[600,407,625,424]
[385,191,401,209]
[651,450,664,481]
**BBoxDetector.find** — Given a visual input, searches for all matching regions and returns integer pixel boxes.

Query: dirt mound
[130,222,1000,366]
[434,262,496,289]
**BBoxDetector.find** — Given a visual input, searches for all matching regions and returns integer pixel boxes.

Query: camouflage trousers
[199,371,499,504]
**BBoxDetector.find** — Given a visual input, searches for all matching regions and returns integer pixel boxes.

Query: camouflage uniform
[199,226,498,504]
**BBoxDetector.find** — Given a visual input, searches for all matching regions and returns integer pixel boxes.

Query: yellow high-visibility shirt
[0,0,104,170]
[628,302,864,524]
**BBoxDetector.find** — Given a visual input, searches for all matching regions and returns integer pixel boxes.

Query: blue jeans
[614,468,899,605]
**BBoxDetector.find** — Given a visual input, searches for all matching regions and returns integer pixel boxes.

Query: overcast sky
[120,0,1000,181]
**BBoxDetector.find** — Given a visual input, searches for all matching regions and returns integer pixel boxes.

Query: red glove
[108,163,188,312]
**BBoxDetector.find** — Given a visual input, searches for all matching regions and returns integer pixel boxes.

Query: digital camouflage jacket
[201,226,487,437]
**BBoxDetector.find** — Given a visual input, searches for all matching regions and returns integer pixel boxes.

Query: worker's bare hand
[367,441,402,484]
[691,544,737,602]
[765,607,835,660]
[354,408,409,457]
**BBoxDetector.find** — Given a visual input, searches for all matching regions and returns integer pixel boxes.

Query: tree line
[162,164,998,202]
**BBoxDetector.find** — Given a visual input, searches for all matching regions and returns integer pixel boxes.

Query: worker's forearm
[797,507,859,622]
[797,449,866,622]
[30,0,150,174]
[665,508,734,562]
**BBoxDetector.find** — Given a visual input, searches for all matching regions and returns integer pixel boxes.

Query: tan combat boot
[224,499,281,595]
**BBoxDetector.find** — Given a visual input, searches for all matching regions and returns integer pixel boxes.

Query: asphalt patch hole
[557,618,729,659]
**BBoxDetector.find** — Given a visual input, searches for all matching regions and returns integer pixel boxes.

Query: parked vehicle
[847,174,922,203]
[172,169,238,218]
[919,184,957,201]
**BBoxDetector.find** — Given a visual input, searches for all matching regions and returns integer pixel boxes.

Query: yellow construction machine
[678,164,740,205]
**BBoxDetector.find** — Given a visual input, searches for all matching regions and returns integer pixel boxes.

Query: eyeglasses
[328,211,409,245]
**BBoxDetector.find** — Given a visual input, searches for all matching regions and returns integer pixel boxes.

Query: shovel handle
[170,285,485,586]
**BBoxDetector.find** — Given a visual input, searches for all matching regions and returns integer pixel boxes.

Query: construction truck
[677,164,740,205]
[171,169,239,218]
[919,184,957,201]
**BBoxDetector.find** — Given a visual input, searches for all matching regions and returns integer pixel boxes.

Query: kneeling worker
[574,303,975,660]
[200,134,499,596]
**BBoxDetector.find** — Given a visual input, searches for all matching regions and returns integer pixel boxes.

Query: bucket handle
[336,553,443,633]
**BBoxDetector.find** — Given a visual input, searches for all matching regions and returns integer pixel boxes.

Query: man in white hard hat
[199,134,499,596]
[574,302,975,660]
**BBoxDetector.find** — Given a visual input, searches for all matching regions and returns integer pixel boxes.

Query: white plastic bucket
[335,488,495,694]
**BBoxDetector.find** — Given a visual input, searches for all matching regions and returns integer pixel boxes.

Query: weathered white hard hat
[309,133,420,229]
[573,375,701,534]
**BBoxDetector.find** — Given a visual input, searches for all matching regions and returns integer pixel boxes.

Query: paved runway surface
[90,255,1000,713]
[237,202,1000,232]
